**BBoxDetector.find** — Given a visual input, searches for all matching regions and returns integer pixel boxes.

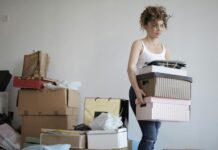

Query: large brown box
[21,115,77,146]
[137,72,192,100]
[17,88,80,115]
[40,133,86,149]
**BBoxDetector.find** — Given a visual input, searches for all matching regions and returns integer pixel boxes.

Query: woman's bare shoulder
[131,39,143,49]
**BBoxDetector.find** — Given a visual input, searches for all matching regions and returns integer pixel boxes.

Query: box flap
[67,89,80,108]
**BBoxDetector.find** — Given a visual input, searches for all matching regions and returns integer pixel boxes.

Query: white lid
[87,128,127,135]
[144,97,191,105]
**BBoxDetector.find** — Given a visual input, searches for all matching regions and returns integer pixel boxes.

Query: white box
[163,149,204,150]
[87,128,128,149]
[137,65,187,76]
[0,92,8,114]
[136,97,191,122]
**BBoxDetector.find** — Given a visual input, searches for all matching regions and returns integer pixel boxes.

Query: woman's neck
[144,36,159,46]
[143,36,163,53]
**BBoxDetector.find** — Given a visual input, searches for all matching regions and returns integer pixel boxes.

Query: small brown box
[40,132,86,149]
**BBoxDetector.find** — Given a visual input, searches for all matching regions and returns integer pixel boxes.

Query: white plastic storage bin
[87,128,128,149]
[136,97,191,122]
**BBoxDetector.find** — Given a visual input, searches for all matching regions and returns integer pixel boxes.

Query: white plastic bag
[0,123,21,150]
[89,113,123,130]
[44,80,82,90]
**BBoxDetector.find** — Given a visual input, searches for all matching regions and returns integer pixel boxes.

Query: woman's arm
[165,45,171,60]
[127,40,146,104]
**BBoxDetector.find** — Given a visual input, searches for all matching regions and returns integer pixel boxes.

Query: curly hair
[140,6,170,29]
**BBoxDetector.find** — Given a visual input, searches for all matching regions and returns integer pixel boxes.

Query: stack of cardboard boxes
[13,51,80,146]
[17,88,80,146]
[136,61,192,122]
[14,51,129,149]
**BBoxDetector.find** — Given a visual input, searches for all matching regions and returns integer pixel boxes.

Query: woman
[127,6,171,150]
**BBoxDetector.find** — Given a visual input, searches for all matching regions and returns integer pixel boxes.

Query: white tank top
[136,41,166,73]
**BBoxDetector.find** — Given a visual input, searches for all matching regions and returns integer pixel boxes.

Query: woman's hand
[135,88,146,105]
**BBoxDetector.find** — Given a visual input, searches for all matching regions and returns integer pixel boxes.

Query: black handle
[142,80,149,85]
[140,103,147,107]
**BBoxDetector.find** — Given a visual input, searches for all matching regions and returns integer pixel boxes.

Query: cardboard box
[87,128,128,149]
[17,88,79,115]
[40,132,86,149]
[21,115,77,146]
[0,92,8,114]
[22,51,49,78]
[136,97,191,122]
[137,72,192,100]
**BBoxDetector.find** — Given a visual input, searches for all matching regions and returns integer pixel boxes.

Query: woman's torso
[136,40,166,74]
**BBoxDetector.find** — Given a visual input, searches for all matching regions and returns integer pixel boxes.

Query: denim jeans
[129,87,161,150]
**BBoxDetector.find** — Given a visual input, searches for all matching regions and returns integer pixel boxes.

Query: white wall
[0,0,218,149]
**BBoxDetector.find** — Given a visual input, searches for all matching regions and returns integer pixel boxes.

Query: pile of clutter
[12,51,129,150]
[12,51,80,149]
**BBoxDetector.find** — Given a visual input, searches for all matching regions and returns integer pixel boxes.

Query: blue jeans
[129,87,161,150]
